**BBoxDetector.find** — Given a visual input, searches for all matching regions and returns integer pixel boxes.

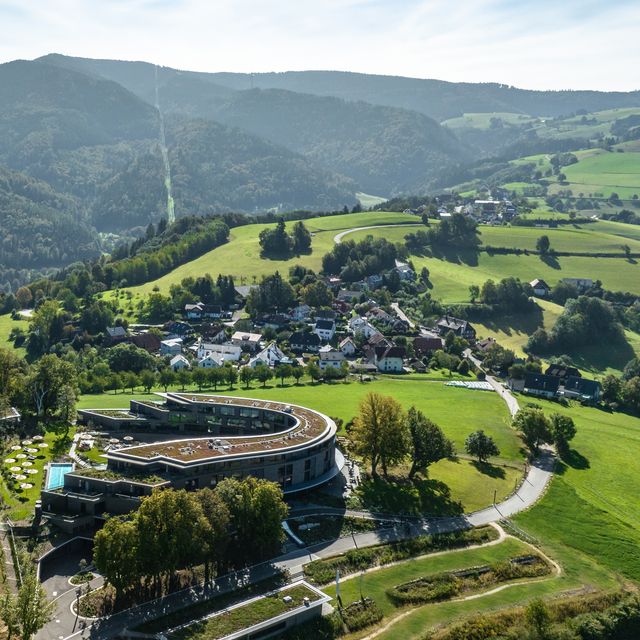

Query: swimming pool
[46,463,74,490]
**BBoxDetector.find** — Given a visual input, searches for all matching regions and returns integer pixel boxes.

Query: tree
[15,287,32,309]
[176,369,191,391]
[512,407,551,455]
[292,221,312,253]
[621,377,640,413]
[124,372,140,394]
[158,368,176,392]
[549,413,576,457]
[246,272,296,315]
[623,357,640,381]
[275,364,292,387]
[93,517,140,603]
[468,285,479,303]
[291,365,304,385]
[306,360,321,383]
[0,592,19,640]
[258,219,291,257]
[349,392,408,478]
[407,407,453,479]
[239,366,254,389]
[536,235,551,255]
[254,364,273,388]
[465,430,500,463]
[302,281,333,307]
[225,366,238,389]
[196,488,231,582]
[192,368,208,391]
[54,384,78,439]
[207,367,226,391]
[140,369,157,393]
[27,355,77,421]
[525,598,551,639]
[16,571,55,640]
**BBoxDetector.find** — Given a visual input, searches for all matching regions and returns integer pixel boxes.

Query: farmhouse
[373,345,405,373]
[436,316,476,342]
[44,394,341,533]
[562,376,601,404]
[523,373,560,399]
[545,364,581,382]
[529,279,551,297]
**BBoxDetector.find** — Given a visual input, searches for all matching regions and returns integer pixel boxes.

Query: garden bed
[304,525,498,585]
[340,597,383,632]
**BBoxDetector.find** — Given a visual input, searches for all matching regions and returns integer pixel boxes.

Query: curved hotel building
[42,393,341,533]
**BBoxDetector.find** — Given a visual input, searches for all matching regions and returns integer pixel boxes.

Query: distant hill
[38,55,640,122]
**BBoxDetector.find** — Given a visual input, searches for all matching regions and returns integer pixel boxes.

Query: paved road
[333,223,420,244]
[390,302,415,329]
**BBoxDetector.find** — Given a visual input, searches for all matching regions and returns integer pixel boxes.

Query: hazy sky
[0,0,637,90]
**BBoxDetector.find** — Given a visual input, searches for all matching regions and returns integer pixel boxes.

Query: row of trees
[512,406,577,457]
[94,479,287,606]
[322,237,401,282]
[405,212,480,251]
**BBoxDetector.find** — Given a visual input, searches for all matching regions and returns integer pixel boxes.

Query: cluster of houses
[509,364,601,404]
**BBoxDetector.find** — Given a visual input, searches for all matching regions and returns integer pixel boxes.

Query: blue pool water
[46,463,74,490]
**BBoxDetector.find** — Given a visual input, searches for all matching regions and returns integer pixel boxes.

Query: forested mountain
[39,55,640,122]
[158,80,467,194]
[167,117,356,213]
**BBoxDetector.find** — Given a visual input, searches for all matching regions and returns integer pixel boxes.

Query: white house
[198,354,224,368]
[394,259,416,281]
[289,304,311,321]
[339,336,357,357]
[195,341,242,362]
[348,316,379,339]
[314,319,336,342]
[231,331,262,351]
[249,342,291,368]
[319,348,345,370]
[373,345,405,373]
[170,354,191,371]
[160,338,183,356]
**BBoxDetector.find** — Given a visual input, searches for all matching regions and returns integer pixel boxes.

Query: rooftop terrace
[106,393,335,466]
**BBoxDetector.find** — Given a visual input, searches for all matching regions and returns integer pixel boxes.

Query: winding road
[333,223,421,244]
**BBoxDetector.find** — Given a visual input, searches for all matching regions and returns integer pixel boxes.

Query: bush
[341,598,383,631]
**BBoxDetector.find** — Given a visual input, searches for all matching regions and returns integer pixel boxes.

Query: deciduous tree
[407,407,454,479]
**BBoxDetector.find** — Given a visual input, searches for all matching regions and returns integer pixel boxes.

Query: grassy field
[515,399,640,582]
[550,149,640,199]
[0,313,27,356]
[356,192,388,208]
[78,377,524,514]
[442,112,538,129]
[106,211,416,301]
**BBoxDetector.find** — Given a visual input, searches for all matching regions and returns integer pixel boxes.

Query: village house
[394,259,416,281]
[475,337,497,353]
[163,321,194,337]
[545,364,581,383]
[318,347,345,370]
[561,278,594,293]
[314,319,336,342]
[200,323,226,343]
[436,316,476,342]
[373,345,405,373]
[198,353,224,368]
[365,274,384,289]
[289,304,311,321]
[562,376,601,404]
[160,338,183,356]
[339,336,357,357]
[105,326,127,345]
[195,341,242,362]
[289,331,321,353]
[184,302,224,320]
[130,332,162,353]
[231,331,262,351]
[522,373,560,399]
[249,342,291,368]
[349,316,379,339]
[170,354,191,371]
[413,335,443,358]
[529,279,551,298]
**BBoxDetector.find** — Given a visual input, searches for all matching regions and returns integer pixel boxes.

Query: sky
[0,0,638,91]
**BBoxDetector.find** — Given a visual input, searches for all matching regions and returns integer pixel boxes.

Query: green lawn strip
[304,526,499,585]
[323,537,530,618]
[0,429,75,521]
[0,313,27,356]
[172,584,319,640]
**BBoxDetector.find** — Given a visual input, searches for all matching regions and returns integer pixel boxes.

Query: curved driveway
[333,223,421,244]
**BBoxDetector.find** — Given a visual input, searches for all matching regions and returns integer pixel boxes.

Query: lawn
[515,399,640,582]
[79,377,524,514]
[0,313,27,356]
[0,428,75,521]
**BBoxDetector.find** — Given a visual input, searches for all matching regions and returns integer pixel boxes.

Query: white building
[314,319,336,342]
[373,346,405,373]
[198,353,224,368]
[319,348,345,370]
[394,259,416,281]
[195,341,242,362]
[231,331,262,351]
[170,354,191,371]
[339,336,357,357]
[348,316,379,339]
[160,338,183,356]
[249,342,291,368]
[289,304,311,321]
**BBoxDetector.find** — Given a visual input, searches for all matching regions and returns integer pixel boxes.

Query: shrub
[341,598,383,631]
